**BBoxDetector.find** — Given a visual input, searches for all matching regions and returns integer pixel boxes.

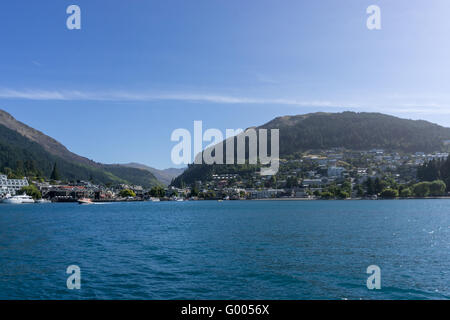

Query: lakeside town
[1,148,449,204]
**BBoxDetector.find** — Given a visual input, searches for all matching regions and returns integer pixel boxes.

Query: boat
[2,194,35,204]
[78,198,94,205]
[36,199,52,204]
[150,197,161,202]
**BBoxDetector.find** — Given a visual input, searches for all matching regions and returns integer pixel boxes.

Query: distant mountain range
[0,109,181,187]
[172,112,450,186]
[120,163,185,186]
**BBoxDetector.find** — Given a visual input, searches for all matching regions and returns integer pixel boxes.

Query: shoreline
[251,196,450,201]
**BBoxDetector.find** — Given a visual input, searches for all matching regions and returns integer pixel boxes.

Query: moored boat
[2,194,35,204]
[36,199,52,204]
[78,198,94,205]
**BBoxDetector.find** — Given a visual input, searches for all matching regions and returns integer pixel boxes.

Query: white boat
[36,199,51,204]
[78,198,94,205]
[150,197,160,202]
[2,194,35,204]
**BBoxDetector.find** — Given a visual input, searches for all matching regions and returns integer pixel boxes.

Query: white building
[0,174,29,196]
[250,189,284,199]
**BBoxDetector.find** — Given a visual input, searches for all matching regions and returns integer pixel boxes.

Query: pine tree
[50,162,60,181]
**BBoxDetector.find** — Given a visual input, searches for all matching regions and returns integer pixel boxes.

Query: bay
[0,200,448,300]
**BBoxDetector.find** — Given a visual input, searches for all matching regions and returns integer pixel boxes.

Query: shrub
[320,191,334,199]
[399,188,412,198]
[380,188,399,198]
[412,182,430,197]
[18,185,42,200]
[429,180,446,196]
[119,189,136,197]
[337,191,350,199]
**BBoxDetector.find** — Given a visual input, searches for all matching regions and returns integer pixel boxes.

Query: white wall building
[0,174,29,196]
[250,189,284,199]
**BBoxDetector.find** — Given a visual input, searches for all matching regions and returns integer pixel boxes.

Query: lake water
[0,200,449,300]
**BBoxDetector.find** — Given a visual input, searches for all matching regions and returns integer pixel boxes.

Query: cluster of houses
[1,149,448,201]
[186,149,449,199]
[29,181,146,202]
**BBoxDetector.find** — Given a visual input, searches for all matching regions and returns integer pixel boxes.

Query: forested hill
[0,110,160,187]
[172,112,450,187]
[260,112,450,155]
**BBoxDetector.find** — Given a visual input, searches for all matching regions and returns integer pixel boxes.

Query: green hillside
[262,112,450,155]
[0,124,160,187]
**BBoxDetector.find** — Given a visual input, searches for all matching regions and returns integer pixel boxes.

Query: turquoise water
[0,200,449,300]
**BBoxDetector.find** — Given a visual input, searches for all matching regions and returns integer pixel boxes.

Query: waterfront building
[0,174,29,196]
[249,188,284,199]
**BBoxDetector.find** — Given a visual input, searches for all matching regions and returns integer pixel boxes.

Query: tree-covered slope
[261,112,450,155]
[0,123,160,187]
[119,162,185,186]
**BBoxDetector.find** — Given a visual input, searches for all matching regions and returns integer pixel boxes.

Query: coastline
[251,196,450,201]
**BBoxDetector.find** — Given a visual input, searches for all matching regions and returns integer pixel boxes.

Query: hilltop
[260,112,450,155]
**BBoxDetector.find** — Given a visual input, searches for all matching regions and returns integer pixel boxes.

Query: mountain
[172,112,450,186]
[120,163,185,186]
[0,109,160,187]
[260,112,450,155]
[0,109,96,167]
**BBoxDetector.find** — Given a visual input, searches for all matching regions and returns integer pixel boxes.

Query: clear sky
[1,1,450,169]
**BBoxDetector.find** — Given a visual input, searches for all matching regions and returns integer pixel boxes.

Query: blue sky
[1,1,450,169]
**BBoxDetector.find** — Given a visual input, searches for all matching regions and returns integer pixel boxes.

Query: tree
[412,182,430,197]
[418,158,450,192]
[418,159,441,182]
[374,177,385,194]
[149,186,165,198]
[190,186,199,197]
[119,189,136,197]
[399,188,412,198]
[380,188,399,199]
[355,184,364,197]
[366,177,375,195]
[50,162,60,181]
[337,190,350,199]
[341,181,352,194]
[320,191,334,199]
[286,176,298,188]
[18,185,42,200]
[429,180,446,196]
